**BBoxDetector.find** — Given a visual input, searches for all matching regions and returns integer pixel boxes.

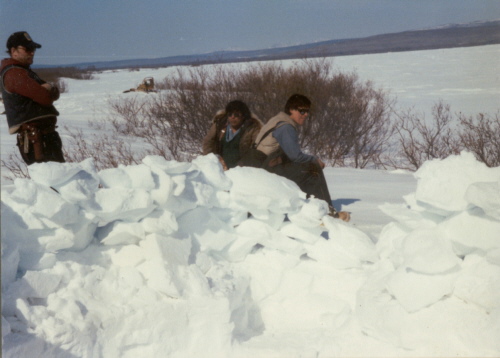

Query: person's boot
[328,206,350,222]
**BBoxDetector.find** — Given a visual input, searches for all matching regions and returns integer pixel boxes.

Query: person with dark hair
[255,94,350,221]
[202,100,262,170]
[1,31,64,165]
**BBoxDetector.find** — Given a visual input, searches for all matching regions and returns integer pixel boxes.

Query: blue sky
[1,0,499,66]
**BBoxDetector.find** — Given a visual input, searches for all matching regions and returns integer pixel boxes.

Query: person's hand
[317,158,326,169]
[338,211,350,222]
[218,156,228,171]
[42,83,60,101]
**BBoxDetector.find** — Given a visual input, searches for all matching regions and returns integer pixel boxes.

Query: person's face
[227,111,244,130]
[289,107,310,126]
[11,46,36,65]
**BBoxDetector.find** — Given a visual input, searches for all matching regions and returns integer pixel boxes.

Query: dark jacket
[202,110,263,159]
[1,58,59,134]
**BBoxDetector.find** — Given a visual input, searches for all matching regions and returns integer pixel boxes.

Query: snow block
[440,210,500,255]
[414,151,500,214]
[91,187,155,224]
[137,234,192,297]
[288,197,328,228]
[307,216,378,268]
[28,158,98,190]
[280,222,323,245]
[99,164,156,190]
[97,221,146,246]
[465,181,500,220]
[236,219,305,258]
[454,254,500,313]
[10,270,61,299]
[1,237,20,290]
[226,167,305,216]
[192,154,232,191]
[110,245,146,268]
[140,209,178,235]
[401,228,461,274]
[385,265,459,313]
[177,207,235,252]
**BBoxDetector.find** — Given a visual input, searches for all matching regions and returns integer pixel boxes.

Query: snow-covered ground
[1,45,500,357]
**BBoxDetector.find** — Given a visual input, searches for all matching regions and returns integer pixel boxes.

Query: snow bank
[375,151,500,353]
[2,151,499,357]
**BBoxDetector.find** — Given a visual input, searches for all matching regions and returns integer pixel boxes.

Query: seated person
[255,94,350,221]
[203,100,262,170]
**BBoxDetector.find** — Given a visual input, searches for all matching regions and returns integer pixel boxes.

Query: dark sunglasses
[18,46,36,53]
[297,108,310,115]
[227,112,242,118]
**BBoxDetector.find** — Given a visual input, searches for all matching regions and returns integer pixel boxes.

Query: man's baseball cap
[6,31,42,51]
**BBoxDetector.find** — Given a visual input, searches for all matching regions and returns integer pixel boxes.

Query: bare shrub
[56,79,68,93]
[62,59,394,169]
[386,101,461,170]
[34,66,96,93]
[1,151,30,182]
[63,124,145,171]
[458,112,500,167]
[35,67,96,81]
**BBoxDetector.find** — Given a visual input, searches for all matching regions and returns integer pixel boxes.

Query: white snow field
[1,45,500,357]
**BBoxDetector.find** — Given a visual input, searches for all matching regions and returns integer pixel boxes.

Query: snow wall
[1,151,500,357]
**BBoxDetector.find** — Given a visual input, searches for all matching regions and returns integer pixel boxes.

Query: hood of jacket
[1,58,28,73]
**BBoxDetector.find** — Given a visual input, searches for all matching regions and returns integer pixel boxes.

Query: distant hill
[53,20,500,70]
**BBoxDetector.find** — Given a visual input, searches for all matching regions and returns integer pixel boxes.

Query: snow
[2,45,500,357]
[2,150,500,357]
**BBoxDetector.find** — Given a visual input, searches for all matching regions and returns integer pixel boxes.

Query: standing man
[1,31,64,165]
[255,94,350,221]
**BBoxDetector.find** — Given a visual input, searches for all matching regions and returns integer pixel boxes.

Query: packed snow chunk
[487,248,500,266]
[62,211,98,251]
[226,166,305,216]
[376,222,409,266]
[141,163,174,207]
[1,236,19,290]
[57,170,100,204]
[91,187,155,223]
[110,245,146,267]
[401,228,461,274]
[379,202,440,230]
[140,209,178,235]
[439,210,500,255]
[136,233,192,297]
[288,197,328,228]
[142,155,194,175]
[235,219,305,258]
[356,260,414,348]
[192,154,232,190]
[305,216,377,269]
[454,254,500,312]
[1,316,10,338]
[466,180,500,220]
[385,265,459,313]
[177,207,236,252]
[414,151,500,214]
[97,221,145,246]
[8,270,61,299]
[280,222,323,245]
[98,163,156,190]
[7,179,80,226]
[27,158,98,190]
